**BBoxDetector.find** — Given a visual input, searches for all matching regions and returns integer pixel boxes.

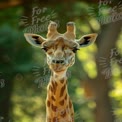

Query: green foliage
[0,25,34,73]
[0,1,122,122]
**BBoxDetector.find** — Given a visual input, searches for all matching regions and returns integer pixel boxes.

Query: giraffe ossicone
[24,21,98,122]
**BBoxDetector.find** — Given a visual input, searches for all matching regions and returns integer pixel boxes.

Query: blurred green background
[0,0,122,122]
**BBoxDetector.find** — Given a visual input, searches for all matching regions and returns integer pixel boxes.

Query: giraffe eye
[72,47,79,53]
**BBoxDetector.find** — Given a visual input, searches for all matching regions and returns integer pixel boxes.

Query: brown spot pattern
[47,100,50,107]
[69,100,72,108]
[51,104,57,112]
[65,94,67,100]
[71,113,74,116]
[51,81,58,94]
[60,78,65,84]
[51,96,56,101]
[59,99,64,106]
[60,85,66,97]
[49,85,53,92]
[53,117,59,122]
[60,110,66,117]
[55,82,58,89]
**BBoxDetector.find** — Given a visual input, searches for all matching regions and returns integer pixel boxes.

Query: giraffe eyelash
[72,47,80,53]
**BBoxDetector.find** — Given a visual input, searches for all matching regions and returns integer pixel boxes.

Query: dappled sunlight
[117,34,122,54]
[0,0,122,122]
[112,65,121,77]
[89,18,100,31]
[77,45,97,78]
[110,80,122,98]
[109,80,122,120]
[84,60,97,78]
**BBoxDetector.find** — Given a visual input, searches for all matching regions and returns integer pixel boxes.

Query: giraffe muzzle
[52,59,65,64]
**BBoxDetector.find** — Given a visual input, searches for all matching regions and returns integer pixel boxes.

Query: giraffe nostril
[52,60,56,63]
[56,60,60,63]
[52,59,64,64]
[60,60,64,63]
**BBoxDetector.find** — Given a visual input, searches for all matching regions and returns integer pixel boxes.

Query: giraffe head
[24,21,97,76]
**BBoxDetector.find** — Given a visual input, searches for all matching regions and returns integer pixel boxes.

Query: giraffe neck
[46,71,74,122]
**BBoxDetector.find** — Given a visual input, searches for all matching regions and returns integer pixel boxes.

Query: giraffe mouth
[51,64,66,72]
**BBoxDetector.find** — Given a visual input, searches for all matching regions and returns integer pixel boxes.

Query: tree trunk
[94,20,122,122]
[0,73,14,122]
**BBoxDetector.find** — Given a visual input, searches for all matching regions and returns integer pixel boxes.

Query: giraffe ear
[24,33,46,48]
[77,33,98,47]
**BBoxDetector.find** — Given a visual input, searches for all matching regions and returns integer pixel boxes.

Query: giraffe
[24,21,98,122]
